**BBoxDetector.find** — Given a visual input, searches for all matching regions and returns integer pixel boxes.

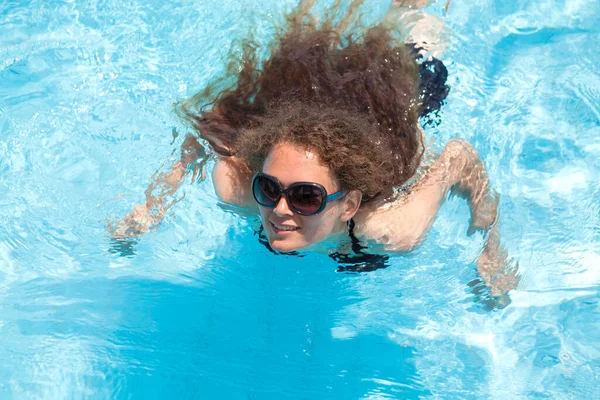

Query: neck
[301,219,351,254]
[333,218,350,235]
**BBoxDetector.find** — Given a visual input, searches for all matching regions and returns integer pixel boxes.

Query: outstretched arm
[108,134,208,238]
[437,139,519,299]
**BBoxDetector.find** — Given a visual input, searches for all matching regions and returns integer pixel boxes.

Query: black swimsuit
[409,43,450,125]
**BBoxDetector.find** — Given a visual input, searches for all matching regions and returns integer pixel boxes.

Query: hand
[476,223,519,299]
[107,203,161,239]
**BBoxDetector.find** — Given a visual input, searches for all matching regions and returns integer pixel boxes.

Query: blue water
[1,0,600,398]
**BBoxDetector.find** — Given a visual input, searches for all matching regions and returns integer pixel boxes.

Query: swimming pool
[1,0,599,398]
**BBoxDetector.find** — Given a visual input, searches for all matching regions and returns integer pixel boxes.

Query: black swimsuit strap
[347,218,365,254]
[329,219,389,272]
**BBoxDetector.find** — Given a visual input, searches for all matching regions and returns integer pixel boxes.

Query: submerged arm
[108,135,257,239]
[108,134,208,238]
[435,139,519,299]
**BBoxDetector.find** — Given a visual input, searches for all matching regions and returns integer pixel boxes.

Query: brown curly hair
[180,0,424,203]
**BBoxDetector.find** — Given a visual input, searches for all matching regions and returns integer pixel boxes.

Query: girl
[111,0,517,302]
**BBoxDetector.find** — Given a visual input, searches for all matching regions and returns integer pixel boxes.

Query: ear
[339,190,362,222]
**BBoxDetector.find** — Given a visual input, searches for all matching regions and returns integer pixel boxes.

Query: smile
[270,221,300,232]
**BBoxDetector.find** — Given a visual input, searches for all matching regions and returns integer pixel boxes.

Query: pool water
[1,0,600,398]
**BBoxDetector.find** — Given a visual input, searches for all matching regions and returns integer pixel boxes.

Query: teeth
[273,222,298,231]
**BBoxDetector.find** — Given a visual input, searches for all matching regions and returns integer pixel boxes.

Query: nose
[273,194,294,216]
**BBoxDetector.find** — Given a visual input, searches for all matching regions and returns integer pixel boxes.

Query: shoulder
[212,156,256,209]
[351,194,427,252]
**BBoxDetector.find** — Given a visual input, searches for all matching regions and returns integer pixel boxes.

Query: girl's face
[258,142,360,252]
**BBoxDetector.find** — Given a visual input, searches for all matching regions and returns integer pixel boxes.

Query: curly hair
[180,0,425,203]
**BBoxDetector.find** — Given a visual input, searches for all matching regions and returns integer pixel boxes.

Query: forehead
[262,143,337,189]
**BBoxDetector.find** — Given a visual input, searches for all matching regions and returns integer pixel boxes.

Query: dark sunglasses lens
[288,185,324,215]
[254,176,281,206]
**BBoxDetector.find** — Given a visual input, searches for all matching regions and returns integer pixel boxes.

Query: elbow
[442,138,476,162]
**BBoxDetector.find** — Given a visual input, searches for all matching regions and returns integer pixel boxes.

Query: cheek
[258,206,270,219]
[258,207,276,229]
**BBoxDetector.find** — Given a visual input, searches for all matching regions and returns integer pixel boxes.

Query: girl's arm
[355,139,517,295]
[109,135,255,239]
[476,221,519,303]
[108,135,208,238]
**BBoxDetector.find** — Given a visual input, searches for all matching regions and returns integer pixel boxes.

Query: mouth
[270,221,301,235]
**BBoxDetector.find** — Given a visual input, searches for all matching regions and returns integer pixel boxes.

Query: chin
[268,238,308,253]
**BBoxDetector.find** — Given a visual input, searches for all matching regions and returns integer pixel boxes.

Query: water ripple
[1,0,600,397]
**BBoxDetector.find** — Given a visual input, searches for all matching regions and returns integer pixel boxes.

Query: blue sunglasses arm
[326,190,347,202]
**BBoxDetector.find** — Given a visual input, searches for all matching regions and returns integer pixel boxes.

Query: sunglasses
[252,172,347,216]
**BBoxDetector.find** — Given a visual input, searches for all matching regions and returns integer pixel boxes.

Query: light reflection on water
[1,0,600,398]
